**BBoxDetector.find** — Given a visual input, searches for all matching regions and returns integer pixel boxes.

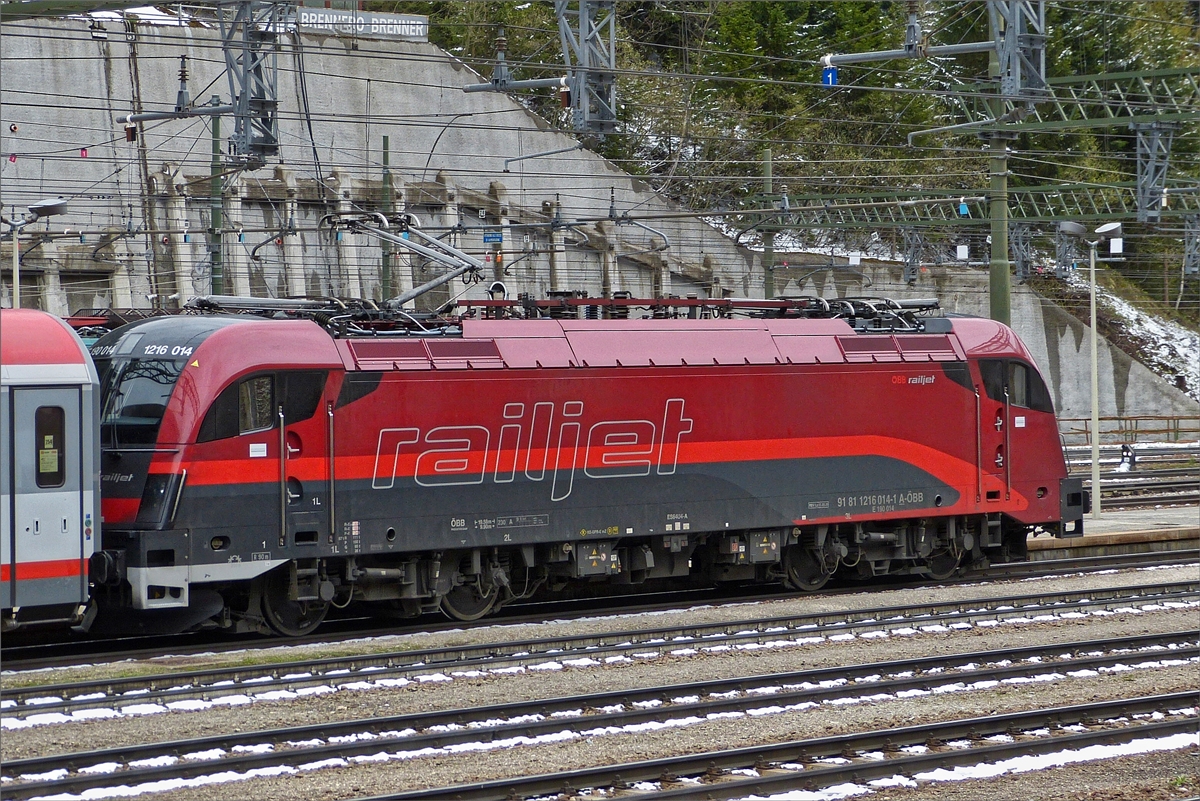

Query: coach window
[239,375,275,433]
[35,406,66,488]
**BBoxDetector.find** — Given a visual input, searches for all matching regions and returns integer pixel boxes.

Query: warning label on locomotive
[579,526,620,537]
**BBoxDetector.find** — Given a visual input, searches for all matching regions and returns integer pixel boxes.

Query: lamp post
[3,197,69,308]
[1059,220,1123,520]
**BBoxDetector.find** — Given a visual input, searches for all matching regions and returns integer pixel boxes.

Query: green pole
[209,101,224,295]
[763,148,774,300]
[987,22,1010,326]
[381,135,393,300]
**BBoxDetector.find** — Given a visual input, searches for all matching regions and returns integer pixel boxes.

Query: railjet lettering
[372,398,693,501]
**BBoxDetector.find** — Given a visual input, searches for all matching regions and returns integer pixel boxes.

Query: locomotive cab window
[198,371,327,442]
[35,406,66,488]
[1008,362,1029,407]
[282,371,327,424]
[978,359,1054,414]
[239,375,274,433]
[979,360,1006,402]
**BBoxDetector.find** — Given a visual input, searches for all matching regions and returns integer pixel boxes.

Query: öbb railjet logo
[372,398,694,501]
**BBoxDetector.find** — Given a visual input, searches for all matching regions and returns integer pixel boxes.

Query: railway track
[4,549,1194,673]
[1085,466,1200,509]
[365,693,1199,801]
[3,580,1197,722]
[2,632,1194,800]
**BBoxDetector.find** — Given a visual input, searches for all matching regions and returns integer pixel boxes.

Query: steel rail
[3,582,1197,720]
[1103,479,1200,493]
[1104,492,1200,509]
[360,693,1200,801]
[0,584,757,671]
[1003,549,1200,575]
[4,634,1195,800]
[3,553,1194,673]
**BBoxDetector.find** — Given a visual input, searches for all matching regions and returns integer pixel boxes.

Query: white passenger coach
[1,308,99,630]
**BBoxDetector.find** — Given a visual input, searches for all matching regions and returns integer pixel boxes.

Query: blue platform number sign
[822,66,838,87]
[483,232,503,243]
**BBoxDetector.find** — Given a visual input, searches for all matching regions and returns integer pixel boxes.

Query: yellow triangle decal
[190,360,199,367]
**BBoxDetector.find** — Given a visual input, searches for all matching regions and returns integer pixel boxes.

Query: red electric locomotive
[87,296,1086,635]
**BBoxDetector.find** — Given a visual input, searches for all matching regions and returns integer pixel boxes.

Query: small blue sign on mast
[483,232,503,243]
[821,66,838,87]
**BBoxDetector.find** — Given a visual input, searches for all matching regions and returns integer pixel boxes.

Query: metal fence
[1058,415,1200,446]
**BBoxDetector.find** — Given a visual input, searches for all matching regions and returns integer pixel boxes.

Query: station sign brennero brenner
[296,9,428,42]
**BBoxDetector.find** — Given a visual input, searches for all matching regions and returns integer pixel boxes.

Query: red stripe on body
[181,435,1004,498]
[1,559,85,581]
[101,497,141,523]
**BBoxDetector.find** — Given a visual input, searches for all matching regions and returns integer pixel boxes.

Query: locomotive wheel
[260,568,330,637]
[925,550,963,581]
[783,545,830,592]
[440,582,499,621]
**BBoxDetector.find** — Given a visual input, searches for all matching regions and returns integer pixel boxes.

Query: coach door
[7,388,87,608]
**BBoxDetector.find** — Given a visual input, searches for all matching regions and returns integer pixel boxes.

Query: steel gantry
[219,0,284,167]
[772,184,1200,230]
[555,0,617,137]
[463,1,618,139]
[957,68,1200,133]
[820,1,1198,322]
[1132,120,1181,224]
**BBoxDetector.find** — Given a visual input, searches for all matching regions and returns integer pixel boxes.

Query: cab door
[8,388,88,608]
[976,360,1009,503]
[280,371,331,549]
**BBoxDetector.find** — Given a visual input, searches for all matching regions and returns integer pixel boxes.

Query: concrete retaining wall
[2,15,1196,427]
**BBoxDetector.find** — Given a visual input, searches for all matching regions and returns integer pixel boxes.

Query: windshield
[96,357,185,447]
[91,316,243,449]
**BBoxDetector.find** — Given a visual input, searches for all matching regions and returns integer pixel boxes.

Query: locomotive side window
[282,371,327,424]
[1013,360,1055,413]
[239,375,275,433]
[978,359,1006,402]
[978,359,1055,414]
[197,383,240,442]
[198,371,327,442]
[1008,362,1029,407]
[35,406,66,488]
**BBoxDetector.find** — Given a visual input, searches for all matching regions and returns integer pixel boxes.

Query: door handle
[62,517,69,533]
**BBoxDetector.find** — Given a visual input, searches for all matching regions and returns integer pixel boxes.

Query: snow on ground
[738,731,1199,801]
[1066,273,1200,404]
